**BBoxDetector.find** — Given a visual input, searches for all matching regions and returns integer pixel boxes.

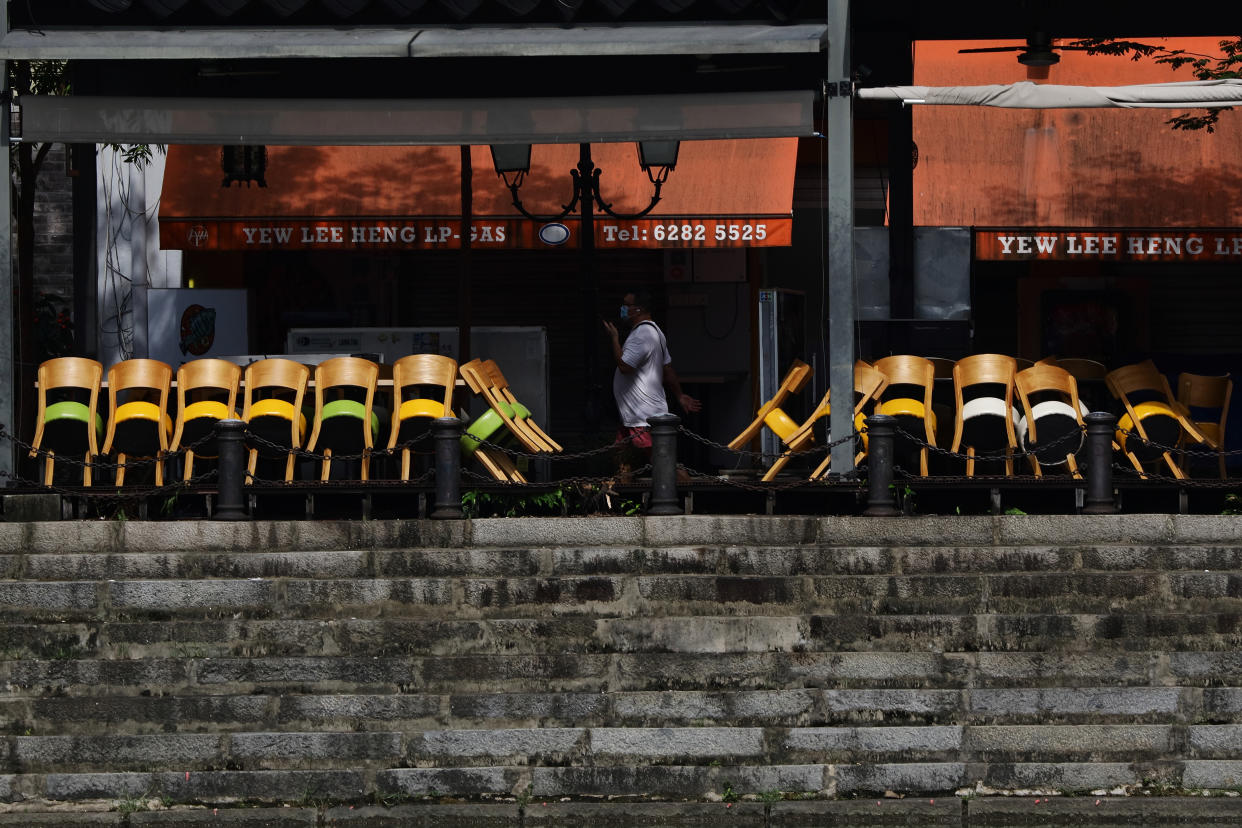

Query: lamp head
[489,143,532,175]
[637,140,679,185]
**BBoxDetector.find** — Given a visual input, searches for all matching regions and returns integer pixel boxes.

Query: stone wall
[1,514,1242,826]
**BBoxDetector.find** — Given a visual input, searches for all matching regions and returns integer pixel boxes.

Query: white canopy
[856,78,1242,108]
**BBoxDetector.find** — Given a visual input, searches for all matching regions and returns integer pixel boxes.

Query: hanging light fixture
[489,140,680,221]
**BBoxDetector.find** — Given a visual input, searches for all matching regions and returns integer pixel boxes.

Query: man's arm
[602,319,636,374]
[663,363,702,413]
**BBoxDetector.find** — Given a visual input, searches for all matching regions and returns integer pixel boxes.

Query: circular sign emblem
[180,304,217,356]
[538,223,570,246]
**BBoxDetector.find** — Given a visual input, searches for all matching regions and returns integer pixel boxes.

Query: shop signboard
[159,216,793,251]
[976,228,1242,262]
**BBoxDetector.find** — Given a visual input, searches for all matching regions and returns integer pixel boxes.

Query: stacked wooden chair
[30,357,104,486]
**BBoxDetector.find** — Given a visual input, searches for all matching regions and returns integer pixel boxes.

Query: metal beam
[826,0,856,476]
[0,23,828,61]
[15,90,817,146]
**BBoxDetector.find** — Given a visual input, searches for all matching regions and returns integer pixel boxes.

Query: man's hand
[602,319,619,341]
[679,393,702,414]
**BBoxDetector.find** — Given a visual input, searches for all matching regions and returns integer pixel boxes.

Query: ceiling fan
[958,32,1090,67]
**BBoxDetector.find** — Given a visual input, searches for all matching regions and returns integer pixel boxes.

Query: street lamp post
[490,140,679,437]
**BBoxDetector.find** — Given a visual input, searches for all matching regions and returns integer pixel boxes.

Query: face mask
[619,305,629,320]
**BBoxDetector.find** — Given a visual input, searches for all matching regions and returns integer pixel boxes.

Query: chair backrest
[1056,358,1108,380]
[852,360,889,417]
[33,357,104,454]
[242,358,310,417]
[758,359,813,417]
[177,358,241,412]
[1178,372,1233,430]
[1105,359,1175,404]
[107,358,172,410]
[393,353,458,413]
[38,357,103,394]
[873,355,934,406]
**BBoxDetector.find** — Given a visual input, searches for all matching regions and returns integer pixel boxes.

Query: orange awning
[158,139,797,251]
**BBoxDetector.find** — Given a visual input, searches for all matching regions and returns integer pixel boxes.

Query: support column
[0,28,14,483]
[827,0,856,475]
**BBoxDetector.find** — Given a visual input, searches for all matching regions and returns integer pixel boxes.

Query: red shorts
[616,426,653,450]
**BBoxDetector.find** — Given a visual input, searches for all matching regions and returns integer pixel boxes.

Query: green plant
[115,790,153,814]
[1223,494,1242,515]
[722,782,739,803]
[759,789,783,804]
[1004,506,1027,515]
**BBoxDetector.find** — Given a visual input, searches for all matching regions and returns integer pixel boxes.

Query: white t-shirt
[613,320,673,427]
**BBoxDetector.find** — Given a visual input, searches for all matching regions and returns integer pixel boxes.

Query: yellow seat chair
[306,357,380,482]
[726,359,814,470]
[388,353,459,481]
[101,358,174,487]
[242,358,310,483]
[1106,360,1205,480]
[763,361,888,481]
[1177,371,1233,479]
[30,357,104,486]
[951,353,1020,477]
[871,355,939,477]
[170,358,242,482]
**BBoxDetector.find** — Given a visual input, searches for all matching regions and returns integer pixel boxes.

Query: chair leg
[966,446,976,478]
[1004,450,1014,477]
[762,452,793,482]
[400,447,411,482]
[1162,451,1186,480]
[43,452,55,486]
[491,449,526,483]
[247,447,258,484]
[153,454,164,488]
[116,453,127,486]
[1220,451,1228,480]
[1126,450,1147,480]
[919,447,929,477]
[183,449,195,483]
[83,452,93,487]
[1028,455,1042,478]
[320,448,332,482]
[284,451,296,483]
[361,450,370,482]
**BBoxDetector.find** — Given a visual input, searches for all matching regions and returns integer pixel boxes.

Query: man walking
[602,290,701,477]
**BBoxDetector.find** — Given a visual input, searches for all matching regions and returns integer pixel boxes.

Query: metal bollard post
[647,413,683,516]
[1082,411,1117,515]
[431,417,464,519]
[214,418,247,521]
[862,413,901,517]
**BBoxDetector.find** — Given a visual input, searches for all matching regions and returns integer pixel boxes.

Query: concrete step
[8,758,1242,805]
[5,613,1242,661]
[4,572,1242,623]
[11,722,1242,774]
[8,685,1237,736]
[8,543,1242,581]
[5,650,1242,699]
